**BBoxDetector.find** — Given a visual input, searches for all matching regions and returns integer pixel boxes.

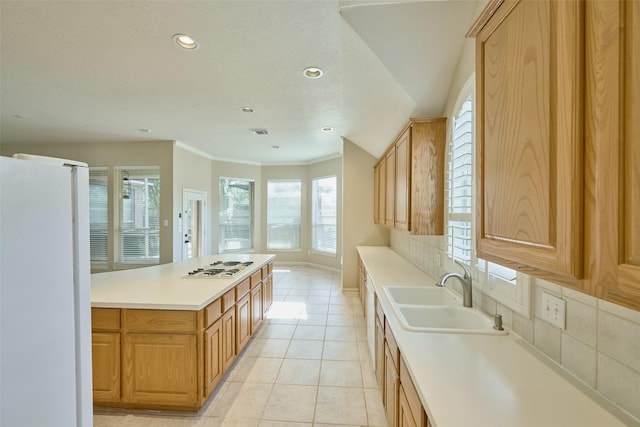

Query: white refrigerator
[1,154,93,426]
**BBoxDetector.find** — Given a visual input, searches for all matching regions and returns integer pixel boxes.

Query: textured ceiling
[0,1,478,165]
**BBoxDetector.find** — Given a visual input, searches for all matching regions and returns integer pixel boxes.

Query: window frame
[218,177,255,253]
[89,167,109,269]
[266,179,302,251]
[114,166,161,266]
[311,175,337,256]
[445,75,531,317]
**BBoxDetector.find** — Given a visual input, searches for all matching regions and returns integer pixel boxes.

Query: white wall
[0,141,175,270]
[342,138,389,289]
[172,144,213,261]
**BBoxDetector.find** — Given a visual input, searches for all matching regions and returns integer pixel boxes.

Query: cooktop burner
[184,261,254,279]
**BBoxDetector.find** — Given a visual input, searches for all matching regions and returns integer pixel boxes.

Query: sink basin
[383,286,462,306]
[396,305,508,335]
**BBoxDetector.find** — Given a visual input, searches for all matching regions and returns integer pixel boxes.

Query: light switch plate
[541,292,566,329]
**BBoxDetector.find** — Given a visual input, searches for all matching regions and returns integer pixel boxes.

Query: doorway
[183,189,206,260]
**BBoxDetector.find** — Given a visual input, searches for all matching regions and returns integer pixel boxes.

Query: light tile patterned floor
[94,264,387,427]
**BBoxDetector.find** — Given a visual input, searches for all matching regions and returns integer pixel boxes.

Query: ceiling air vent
[250,128,269,135]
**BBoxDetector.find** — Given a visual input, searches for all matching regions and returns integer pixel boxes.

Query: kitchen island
[90,254,275,411]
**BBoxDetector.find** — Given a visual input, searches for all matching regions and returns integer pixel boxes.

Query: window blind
[89,168,108,265]
[116,168,160,264]
[311,176,337,254]
[219,178,254,252]
[267,180,301,250]
[447,96,473,264]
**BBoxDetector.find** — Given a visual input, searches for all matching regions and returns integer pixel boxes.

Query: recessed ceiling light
[271,145,280,149]
[303,67,323,79]
[172,34,199,50]
[139,128,151,133]
[12,114,25,119]
[241,107,255,113]
[321,127,334,132]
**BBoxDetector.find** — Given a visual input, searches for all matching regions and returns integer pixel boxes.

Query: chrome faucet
[436,260,473,307]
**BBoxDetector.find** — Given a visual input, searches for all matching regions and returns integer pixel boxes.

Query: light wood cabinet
[374,161,382,224]
[410,119,447,235]
[584,0,640,310]
[251,282,263,334]
[383,318,401,427]
[374,118,447,234]
[221,306,236,372]
[121,310,199,409]
[236,292,251,353]
[470,0,585,285]
[374,316,385,393]
[91,332,120,402]
[385,149,396,227]
[91,261,274,411]
[470,0,640,309]
[204,317,223,397]
[398,386,417,427]
[122,332,198,408]
[262,274,273,318]
[91,308,121,403]
[394,129,411,231]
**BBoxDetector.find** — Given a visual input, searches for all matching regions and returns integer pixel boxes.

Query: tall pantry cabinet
[468,0,640,310]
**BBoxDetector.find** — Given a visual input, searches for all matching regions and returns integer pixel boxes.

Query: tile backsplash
[390,230,640,423]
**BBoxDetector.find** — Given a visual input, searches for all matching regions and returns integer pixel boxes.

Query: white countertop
[357,246,634,427]
[91,254,275,310]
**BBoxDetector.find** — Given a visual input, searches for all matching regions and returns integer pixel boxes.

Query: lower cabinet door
[236,293,251,352]
[221,308,236,372]
[204,318,223,397]
[385,344,399,427]
[399,385,418,427]
[122,333,197,408]
[251,283,263,334]
[92,332,121,402]
[262,275,273,317]
[375,318,385,395]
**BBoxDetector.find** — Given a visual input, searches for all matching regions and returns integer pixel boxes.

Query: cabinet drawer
[385,318,400,371]
[250,271,262,288]
[92,308,121,331]
[236,278,250,299]
[222,289,236,312]
[262,265,269,278]
[124,309,197,333]
[400,356,426,426]
[205,298,222,328]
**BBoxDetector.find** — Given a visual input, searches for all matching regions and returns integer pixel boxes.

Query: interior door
[182,190,206,260]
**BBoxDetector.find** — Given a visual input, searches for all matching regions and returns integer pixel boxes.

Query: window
[219,178,254,252]
[267,180,301,250]
[89,168,108,266]
[447,95,473,265]
[116,168,160,264]
[446,78,529,316]
[311,176,337,254]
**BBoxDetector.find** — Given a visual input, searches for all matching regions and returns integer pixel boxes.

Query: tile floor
[94,264,387,427]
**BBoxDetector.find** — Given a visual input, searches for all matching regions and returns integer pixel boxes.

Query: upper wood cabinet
[374,118,447,235]
[469,0,585,285]
[470,0,640,309]
[584,0,640,309]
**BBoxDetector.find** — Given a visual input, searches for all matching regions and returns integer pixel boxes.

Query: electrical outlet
[541,292,566,329]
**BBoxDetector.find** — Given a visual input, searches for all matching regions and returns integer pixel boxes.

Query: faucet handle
[454,259,472,280]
